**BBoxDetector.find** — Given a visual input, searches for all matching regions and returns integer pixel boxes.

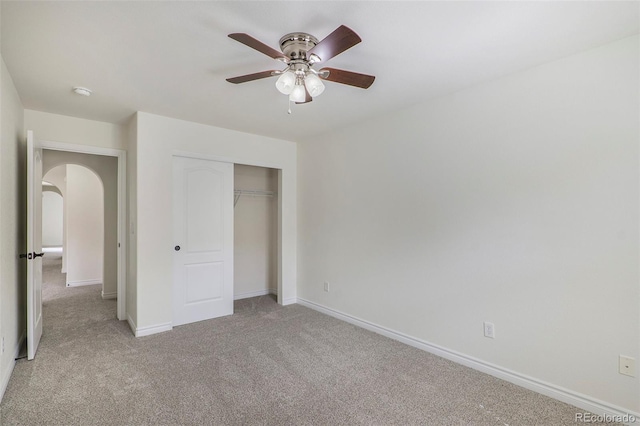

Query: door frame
[172,150,286,305]
[40,140,127,320]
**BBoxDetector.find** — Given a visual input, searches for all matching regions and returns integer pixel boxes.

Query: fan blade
[319,68,375,89]
[307,25,361,63]
[228,33,287,61]
[226,70,279,84]
[295,87,313,104]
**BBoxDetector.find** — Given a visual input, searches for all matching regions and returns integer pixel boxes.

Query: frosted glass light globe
[289,84,306,103]
[304,73,325,97]
[275,71,296,95]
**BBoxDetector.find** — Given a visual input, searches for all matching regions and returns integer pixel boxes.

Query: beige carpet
[0,255,614,425]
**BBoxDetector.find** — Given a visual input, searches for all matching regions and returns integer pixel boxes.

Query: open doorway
[42,163,106,281]
[41,184,63,252]
[233,164,278,301]
[40,157,115,323]
[24,133,127,359]
[40,143,126,320]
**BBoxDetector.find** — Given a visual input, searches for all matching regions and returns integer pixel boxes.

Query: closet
[233,165,278,300]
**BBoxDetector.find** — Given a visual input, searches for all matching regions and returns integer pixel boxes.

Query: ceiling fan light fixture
[275,71,296,95]
[304,73,325,97]
[227,25,374,109]
[289,83,306,103]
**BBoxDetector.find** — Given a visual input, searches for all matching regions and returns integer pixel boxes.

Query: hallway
[42,251,116,329]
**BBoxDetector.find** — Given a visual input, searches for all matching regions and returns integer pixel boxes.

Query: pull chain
[287,98,292,115]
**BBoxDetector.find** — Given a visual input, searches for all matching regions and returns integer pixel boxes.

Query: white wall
[133,112,296,333]
[24,110,127,150]
[234,165,278,299]
[66,165,103,287]
[0,56,25,400]
[297,35,639,414]
[41,191,63,246]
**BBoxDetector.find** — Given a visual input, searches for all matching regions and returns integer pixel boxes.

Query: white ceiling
[2,1,638,142]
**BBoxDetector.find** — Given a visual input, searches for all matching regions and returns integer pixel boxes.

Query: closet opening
[233,165,278,302]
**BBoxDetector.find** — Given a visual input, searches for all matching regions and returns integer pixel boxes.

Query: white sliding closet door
[173,156,233,326]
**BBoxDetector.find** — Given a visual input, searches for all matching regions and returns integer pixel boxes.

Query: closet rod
[234,189,277,207]
[234,190,276,197]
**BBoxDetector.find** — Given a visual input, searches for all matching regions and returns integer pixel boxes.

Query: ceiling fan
[226,25,375,108]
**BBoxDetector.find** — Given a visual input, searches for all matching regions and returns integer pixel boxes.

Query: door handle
[175,246,181,251]
[19,252,43,260]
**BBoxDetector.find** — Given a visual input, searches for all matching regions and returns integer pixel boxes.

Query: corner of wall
[0,55,26,402]
[126,113,138,326]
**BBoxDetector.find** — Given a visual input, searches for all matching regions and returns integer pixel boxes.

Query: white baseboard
[101,291,117,300]
[281,297,297,306]
[128,315,172,338]
[297,298,640,425]
[234,289,276,300]
[0,332,26,403]
[66,279,101,287]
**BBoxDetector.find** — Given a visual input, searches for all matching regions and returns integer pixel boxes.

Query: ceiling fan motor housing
[279,33,318,60]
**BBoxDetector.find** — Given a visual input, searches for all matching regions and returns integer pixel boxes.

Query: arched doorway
[41,185,63,250]
[42,149,119,307]
[42,164,105,291]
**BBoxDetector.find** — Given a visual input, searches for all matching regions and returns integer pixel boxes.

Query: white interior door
[26,130,44,360]
[173,156,233,326]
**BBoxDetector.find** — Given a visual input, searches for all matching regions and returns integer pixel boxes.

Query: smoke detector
[72,87,92,96]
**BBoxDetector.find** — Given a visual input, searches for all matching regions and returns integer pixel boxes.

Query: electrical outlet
[483,322,495,339]
[619,355,636,377]
[324,281,330,292]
